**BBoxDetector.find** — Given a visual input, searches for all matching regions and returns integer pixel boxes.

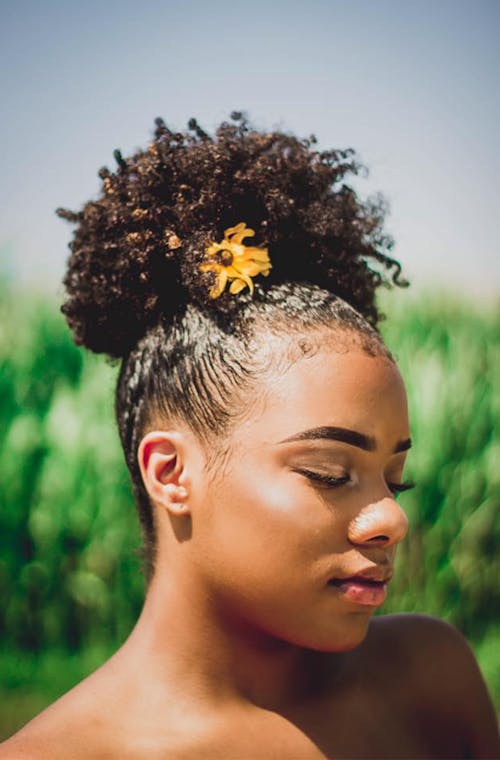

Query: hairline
[195,322,394,482]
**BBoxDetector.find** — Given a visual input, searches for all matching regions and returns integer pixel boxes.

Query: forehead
[236,343,409,447]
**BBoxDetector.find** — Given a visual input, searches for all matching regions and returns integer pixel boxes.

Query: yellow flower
[199,222,272,299]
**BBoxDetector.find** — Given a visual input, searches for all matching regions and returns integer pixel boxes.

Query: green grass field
[1,282,499,738]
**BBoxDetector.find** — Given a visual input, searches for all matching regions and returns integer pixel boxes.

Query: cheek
[197,467,345,595]
[193,470,371,651]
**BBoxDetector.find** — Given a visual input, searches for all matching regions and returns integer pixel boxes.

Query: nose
[347,496,409,548]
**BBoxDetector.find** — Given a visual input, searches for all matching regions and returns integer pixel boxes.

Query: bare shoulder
[369,613,500,756]
[370,612,490,687]
[0,653,184,760]
[0,666,122,759]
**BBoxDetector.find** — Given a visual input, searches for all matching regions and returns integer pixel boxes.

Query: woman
[2,114,498,758]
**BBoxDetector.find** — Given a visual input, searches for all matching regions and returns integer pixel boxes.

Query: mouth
[327,570,392,607]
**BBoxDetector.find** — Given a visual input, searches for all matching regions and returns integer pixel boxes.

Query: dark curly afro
[58,112,406,360]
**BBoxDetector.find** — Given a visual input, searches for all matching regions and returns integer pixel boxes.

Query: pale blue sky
[1,0,499,296]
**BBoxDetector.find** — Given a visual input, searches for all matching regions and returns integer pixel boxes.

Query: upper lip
[332,566,394,584]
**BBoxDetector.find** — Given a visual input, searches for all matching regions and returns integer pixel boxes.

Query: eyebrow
[279,426,412,454]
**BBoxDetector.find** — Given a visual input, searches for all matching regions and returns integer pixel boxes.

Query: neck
[119,566,330,712]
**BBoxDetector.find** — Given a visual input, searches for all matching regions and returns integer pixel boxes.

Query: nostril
[368,535,389,542]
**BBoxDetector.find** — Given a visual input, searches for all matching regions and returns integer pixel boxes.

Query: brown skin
[2,341,499,758]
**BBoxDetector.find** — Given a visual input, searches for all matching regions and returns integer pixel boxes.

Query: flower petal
[227,223,255,245]
[224,265,244,278]
[225,223,246,237]
[229,243,246,259]
[206,242,223,256]
[209,268,228,298]
[229,278,248,294]
[233,272,254,294]
[238,262,265,277]
[245,247,270,263]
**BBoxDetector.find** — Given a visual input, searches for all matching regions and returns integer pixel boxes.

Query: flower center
[216,248,234,266]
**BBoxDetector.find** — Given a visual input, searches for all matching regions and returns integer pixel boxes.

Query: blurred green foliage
[379,291,500,706]
[1,282,499,736]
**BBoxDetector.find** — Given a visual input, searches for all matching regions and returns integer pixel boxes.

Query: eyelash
[296,469,415,495]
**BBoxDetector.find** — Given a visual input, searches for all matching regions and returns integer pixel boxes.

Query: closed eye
[388,481,415,497]
[296,469,415,496]
[295,469,350,488]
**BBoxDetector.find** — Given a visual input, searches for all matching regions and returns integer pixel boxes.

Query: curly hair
[57,112,408,578]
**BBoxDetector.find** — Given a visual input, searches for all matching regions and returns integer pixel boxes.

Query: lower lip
[328,579,388,606]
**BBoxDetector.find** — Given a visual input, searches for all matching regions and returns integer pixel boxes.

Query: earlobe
[138,431,191,516]
[162,483,189,515]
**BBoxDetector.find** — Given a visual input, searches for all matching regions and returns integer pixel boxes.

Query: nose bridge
[348,495,409,547]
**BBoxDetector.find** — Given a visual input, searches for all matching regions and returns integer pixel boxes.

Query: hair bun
[58,113,406,358]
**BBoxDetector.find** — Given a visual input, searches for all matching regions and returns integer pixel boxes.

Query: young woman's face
[190,337,411,652]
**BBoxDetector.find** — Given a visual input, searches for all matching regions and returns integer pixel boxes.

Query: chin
[313,632,369,654]
[287,614,372,653]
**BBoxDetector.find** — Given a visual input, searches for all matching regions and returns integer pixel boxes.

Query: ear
[138,430,190,516]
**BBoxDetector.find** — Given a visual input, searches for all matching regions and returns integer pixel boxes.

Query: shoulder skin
[371,613,500,758]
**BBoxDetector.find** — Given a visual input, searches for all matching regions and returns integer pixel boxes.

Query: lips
[327,566,393,606]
